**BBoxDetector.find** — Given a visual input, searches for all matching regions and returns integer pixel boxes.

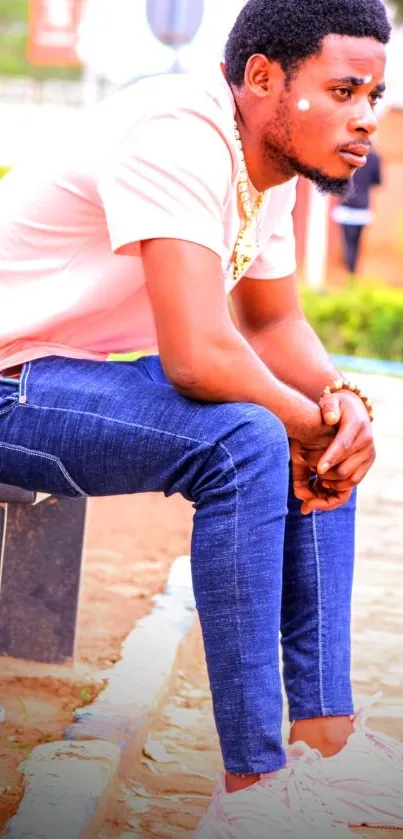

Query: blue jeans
[0,356,355,774]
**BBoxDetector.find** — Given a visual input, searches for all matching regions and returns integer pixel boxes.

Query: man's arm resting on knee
[231,272,376,492]
[141,238,327,445]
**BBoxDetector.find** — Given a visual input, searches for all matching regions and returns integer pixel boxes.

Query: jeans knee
[224,403,290,474]
[188,403,289,506]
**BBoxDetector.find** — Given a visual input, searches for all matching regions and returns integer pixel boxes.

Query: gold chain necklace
[233,121,267,283]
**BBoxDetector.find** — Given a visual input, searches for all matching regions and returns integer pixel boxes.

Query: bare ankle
[226,772,261,793]
[290,715,354,757]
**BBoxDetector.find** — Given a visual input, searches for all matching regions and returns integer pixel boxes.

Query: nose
[348,98,378,136]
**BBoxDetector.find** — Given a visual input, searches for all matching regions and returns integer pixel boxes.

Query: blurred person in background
[0,0,401,836]
[332,148,383,274]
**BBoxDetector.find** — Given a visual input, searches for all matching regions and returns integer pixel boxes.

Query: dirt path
[99,374,403,838]
[99,631,403,839]
[0,493,193,831]
[78,493,193,668]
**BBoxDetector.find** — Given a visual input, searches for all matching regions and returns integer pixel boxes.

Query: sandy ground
[98,374,403,839]
[0,493,193,831]
[98,632,403,839]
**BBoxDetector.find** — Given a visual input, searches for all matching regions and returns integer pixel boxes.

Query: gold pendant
[233,223,255,283]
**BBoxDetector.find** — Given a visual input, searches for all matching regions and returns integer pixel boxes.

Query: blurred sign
[147,0,204,47]
[28,0,84,66]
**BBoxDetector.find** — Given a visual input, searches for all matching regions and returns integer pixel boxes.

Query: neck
[233,97,292,192]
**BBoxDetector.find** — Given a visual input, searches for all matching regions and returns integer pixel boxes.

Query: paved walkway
[100,374,403,839]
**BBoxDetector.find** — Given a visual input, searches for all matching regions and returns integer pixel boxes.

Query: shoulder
[98,73,238,186]
[99,72,236,143]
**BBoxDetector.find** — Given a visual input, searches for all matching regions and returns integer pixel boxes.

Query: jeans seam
[20,405,244,497]
[0,377,20,417]
[0,404,17,417]
[20,402,227,448]
[218,441,254,768]
[20,361,31,402]
[312,511,326,716]
[0,441,87,496]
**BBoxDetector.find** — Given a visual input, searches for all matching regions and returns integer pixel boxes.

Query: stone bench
[0,484,87,664]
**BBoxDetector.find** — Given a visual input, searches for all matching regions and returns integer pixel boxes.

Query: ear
[244,54,283,97]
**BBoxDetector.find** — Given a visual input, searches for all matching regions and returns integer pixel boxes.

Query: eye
[334,87,353,101]
[369,91,383,108]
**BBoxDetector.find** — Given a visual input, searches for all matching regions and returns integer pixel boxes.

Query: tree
[393,0,403,21]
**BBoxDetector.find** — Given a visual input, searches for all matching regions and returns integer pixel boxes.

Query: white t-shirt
[0,70,297,370]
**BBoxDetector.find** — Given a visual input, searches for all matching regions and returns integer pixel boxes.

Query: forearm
[169,325,322,441]
[246,316,341,402]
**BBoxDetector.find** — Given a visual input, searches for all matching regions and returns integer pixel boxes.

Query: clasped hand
[292,390,376,515]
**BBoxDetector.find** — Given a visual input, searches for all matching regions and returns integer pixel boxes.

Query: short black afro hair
[225,0,391,86]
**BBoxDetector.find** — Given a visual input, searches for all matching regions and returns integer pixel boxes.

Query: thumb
[320,394,341,426]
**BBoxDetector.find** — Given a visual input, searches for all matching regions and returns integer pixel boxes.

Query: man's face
[262,35,386,196]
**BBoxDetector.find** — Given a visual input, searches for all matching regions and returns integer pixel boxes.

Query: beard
[262,102,352,198]
[273,149,352,197]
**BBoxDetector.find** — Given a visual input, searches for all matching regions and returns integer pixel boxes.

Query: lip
[340,146,369,168]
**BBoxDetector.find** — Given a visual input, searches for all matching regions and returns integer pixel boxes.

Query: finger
[317,387,375,476]
[312,477,340,498]
[320,394,341,426]
[296,476,343,505]
[291,440,313,491]
[294,485,317,502]
[301,490,352,515]
[300,449,321,471]
[323,449,375,482]
[299,445,336,472]
[317,393,375,476]
[290,438,310,466]
[322,457,375,491]
[302,443,374,484]
[301,499,346,515]
[317,418,366,475]
[293,475,317,501]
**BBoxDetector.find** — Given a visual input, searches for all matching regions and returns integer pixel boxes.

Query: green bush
[0,167,9,179]
[301,284,403,361]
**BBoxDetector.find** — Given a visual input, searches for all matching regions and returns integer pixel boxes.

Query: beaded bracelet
[320,378,374,422]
